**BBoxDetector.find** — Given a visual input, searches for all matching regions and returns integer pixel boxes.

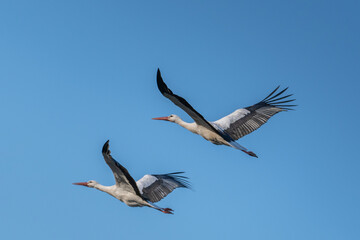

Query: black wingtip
[260,86,296,111]
[157,68,162,80]
[172,172,191,189]
[102,140,110,154]
[262,86,280,101]
[168,171,185,175]
[156,68,172,95]
[156,68,163,90]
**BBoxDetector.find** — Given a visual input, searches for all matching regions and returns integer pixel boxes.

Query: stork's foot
[243,150,258,158]
[161,208,174,214]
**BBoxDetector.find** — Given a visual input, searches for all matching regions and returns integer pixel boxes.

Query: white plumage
[214,109,251,130]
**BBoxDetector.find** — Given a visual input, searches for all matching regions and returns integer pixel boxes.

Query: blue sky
[0,0,359,239]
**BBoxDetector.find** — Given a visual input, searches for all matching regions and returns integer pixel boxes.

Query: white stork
[153,69,296,158]
[73,140,190,214]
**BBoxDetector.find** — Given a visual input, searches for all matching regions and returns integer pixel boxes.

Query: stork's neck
[174,118,198,134]
[94,184,115,195]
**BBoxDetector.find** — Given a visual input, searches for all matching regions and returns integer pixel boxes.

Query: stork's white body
[175,118,229,146]
[94,184,150,207]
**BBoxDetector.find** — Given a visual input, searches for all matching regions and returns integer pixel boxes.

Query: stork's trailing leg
[147,202,174,214]
[242,150,258,158]
[159,208,174,214]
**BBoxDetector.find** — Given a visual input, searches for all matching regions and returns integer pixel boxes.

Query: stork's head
[152,114,180,123]
[73,180,98,188]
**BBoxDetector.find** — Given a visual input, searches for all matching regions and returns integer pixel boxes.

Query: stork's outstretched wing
[157,69,219,133]
[102,140,142,197]
[137,172,190,203]
[213,86,296,140]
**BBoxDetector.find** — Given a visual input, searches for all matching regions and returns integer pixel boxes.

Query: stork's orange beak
[152,117,170,121]
[73,182,89,187]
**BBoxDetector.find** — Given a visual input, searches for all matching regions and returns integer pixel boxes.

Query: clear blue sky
[1,1,359,239]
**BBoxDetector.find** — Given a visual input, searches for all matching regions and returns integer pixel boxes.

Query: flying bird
[73,140,190,214]
[153,69,296,158]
